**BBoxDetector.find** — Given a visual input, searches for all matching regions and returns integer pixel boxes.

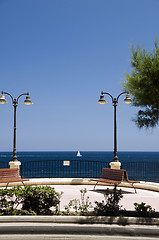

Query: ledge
[0,216,159,236]
[0,178,159,193]
[0,215,159,225]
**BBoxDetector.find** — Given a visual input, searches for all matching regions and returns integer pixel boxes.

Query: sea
[0,151,159,163]
[0,151,159,180]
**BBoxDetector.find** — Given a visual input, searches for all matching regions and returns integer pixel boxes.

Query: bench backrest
[101,168,128,181]
[0,168,20,179]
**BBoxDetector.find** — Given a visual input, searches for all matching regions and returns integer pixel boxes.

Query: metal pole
[113,99,118,162]
[13,100,17,161]
[101,92,128,163]
[1,92,30,162]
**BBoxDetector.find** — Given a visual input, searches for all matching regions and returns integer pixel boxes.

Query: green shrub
[94,185,123,216]
[0,186,23,215]
[64,188,93,216]
[134,202,156,217]
[0,186,61,215]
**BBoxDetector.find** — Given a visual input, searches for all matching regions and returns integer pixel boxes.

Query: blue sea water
[0,151,159,180]
[0,151,159,163]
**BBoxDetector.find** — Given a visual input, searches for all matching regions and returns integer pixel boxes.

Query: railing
[1,159,159,182]
[0,162,9,169]
[21,159,109,179]
[122,162,159,182]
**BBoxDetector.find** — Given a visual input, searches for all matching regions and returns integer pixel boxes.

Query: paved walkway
[1,178,159,212]
[52,184,159,212]
[1,180,159,238]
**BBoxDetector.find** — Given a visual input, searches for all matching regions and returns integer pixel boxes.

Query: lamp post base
[109,161,121,169]
[9,161,21,169]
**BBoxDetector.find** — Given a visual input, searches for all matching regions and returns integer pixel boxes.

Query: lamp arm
[1,91,14,102]
[117,92,128,102]
[17,92,29,102]
[102,91,114,102]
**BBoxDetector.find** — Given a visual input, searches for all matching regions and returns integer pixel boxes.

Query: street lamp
[98,91,132,164]
[0,91,33,162]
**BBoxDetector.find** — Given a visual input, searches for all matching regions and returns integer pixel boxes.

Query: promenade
[53,184,159,212]
[14,178,159,212]
[1,178,159,211]
[1,179,159,238]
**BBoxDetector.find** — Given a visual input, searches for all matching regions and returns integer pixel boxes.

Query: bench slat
[0,178,28,183]
[91,179,121,184]
[91,168,139,192]
[0,168,29,186]
[101,168,125,181]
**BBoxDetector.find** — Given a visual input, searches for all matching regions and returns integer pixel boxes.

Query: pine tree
[122,40,159,128]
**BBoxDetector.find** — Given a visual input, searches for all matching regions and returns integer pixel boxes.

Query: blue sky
[0,0,159,152]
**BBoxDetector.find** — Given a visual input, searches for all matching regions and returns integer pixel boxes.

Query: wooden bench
[0,168,29,188]
[91,168,139,193]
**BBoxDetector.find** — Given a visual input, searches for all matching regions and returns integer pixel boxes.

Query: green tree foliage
[122,40,159,128]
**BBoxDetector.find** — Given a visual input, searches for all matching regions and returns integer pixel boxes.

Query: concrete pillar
[109,161,121,169]
[9,161,21,169]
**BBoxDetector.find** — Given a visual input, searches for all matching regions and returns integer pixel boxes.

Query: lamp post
[98,91,132,168]
[0,91,33,165]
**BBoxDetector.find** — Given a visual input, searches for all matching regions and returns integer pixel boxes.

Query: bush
[0,186,23,215]
[94,185,123,216]
[0,186,61,215]
[64,188,93,216]
[134,202,156,217]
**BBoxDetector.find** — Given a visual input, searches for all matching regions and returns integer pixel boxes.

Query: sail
[77,151,82,157]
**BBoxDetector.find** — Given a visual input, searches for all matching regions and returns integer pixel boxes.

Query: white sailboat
[77,151,82,157]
